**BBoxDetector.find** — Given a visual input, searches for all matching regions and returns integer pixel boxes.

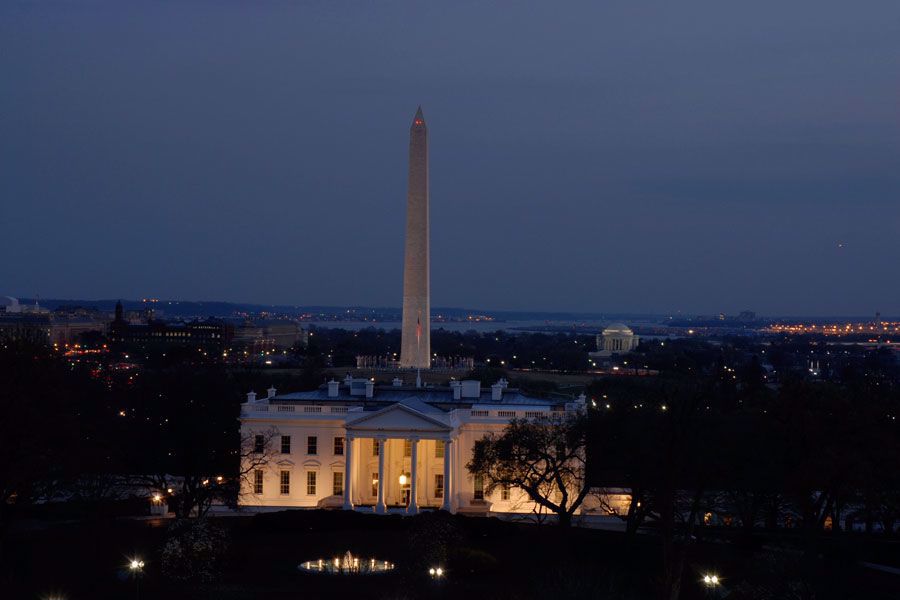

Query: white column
[408,438,419,514]
[342,435,354,510]
[441,439,452,511]
[375,437,386,514]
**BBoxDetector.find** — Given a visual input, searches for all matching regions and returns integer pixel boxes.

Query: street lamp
[702,573,721,597]
[128,558,145,600]
[428,566,444,578]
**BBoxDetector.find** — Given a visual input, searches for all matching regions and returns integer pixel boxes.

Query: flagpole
[416,310,422,388]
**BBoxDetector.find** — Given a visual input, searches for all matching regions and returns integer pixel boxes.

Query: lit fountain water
[298,551,394,575]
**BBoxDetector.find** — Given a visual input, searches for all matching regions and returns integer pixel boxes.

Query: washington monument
[400,106,430,369]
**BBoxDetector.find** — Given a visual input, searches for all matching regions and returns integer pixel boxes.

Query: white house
[239,376,587,516]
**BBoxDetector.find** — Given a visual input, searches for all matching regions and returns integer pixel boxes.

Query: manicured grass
[3,509,899,599]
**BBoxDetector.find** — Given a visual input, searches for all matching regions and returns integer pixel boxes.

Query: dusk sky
[2,1,898,316]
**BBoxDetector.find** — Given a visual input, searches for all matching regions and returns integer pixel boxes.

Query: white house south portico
[239,377,586,516]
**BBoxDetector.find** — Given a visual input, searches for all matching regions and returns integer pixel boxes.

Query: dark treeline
[307,326,596,371]
[585,347,900,599]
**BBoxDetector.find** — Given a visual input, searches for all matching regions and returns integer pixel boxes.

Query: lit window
[280,470,290,495]
[434,474,444,499]
[473,474,484,501]
[307,436,317,455]
[333,437,344,456]
[333,472,343,496]
[403,439,412,457]
[253,435,265,454]
[371,472,379,497]
[306,471,317,495]
[435,441,445,459]
[281,435,291,454]
[253,470,263,494]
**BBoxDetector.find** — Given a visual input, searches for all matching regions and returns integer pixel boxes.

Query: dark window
[473,474,484,501]
[307,436,317,455]
[253,435,265,454]
[333,437,344,455]
[280,471,290,495]
[333,472,343,496]
[253,470,263,494]
[281,435,291,454]
[434,474,444,499]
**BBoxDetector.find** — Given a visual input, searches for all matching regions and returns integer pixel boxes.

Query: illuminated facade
[109,301,229,352]
[239,377,588,516]
[592,323,639,357]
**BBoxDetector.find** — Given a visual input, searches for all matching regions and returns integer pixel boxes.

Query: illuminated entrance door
[399,473,411,506]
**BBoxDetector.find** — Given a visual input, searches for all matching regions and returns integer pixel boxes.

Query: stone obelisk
[400,106,430,369]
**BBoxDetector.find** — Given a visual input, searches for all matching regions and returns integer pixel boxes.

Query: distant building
[109,300,230,353]
[1,296,22,314]
[590,323,640,358]
[1,296,49,315]
[232,320,308,352]
[0,297,105,345]
[0,312,52,343]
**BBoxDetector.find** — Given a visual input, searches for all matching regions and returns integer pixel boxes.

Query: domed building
[1,296,22,313]
[592,323,639,357]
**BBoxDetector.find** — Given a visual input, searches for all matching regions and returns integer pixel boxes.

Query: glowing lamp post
[128,558,145,600]
[149,492,167,516]
[702,573,722,598]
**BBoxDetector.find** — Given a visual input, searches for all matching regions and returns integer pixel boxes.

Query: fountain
[298,551,395,575]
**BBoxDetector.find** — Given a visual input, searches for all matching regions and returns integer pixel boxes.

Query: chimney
[500,378,509,389]
[461,380,481,399]
[577,392,587,404]
[491,381,503,401]
[365,380,375,398]
[246,391,257,403]
[392,377,403,387]
[267,386,277,399]
[449,380,462,400]
[344,373,353,386]
[327,379,340,398]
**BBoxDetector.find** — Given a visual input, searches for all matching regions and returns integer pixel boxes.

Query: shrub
[160,518,229,583]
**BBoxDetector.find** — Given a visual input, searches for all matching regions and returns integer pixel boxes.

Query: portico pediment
[345,403,451,435]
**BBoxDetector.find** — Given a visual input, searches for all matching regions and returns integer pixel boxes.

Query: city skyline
[2,2,899,316]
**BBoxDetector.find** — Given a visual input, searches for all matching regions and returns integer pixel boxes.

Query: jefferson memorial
[239,377,586,515]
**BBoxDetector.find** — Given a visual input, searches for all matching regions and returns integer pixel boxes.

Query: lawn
[3,509,899,599]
